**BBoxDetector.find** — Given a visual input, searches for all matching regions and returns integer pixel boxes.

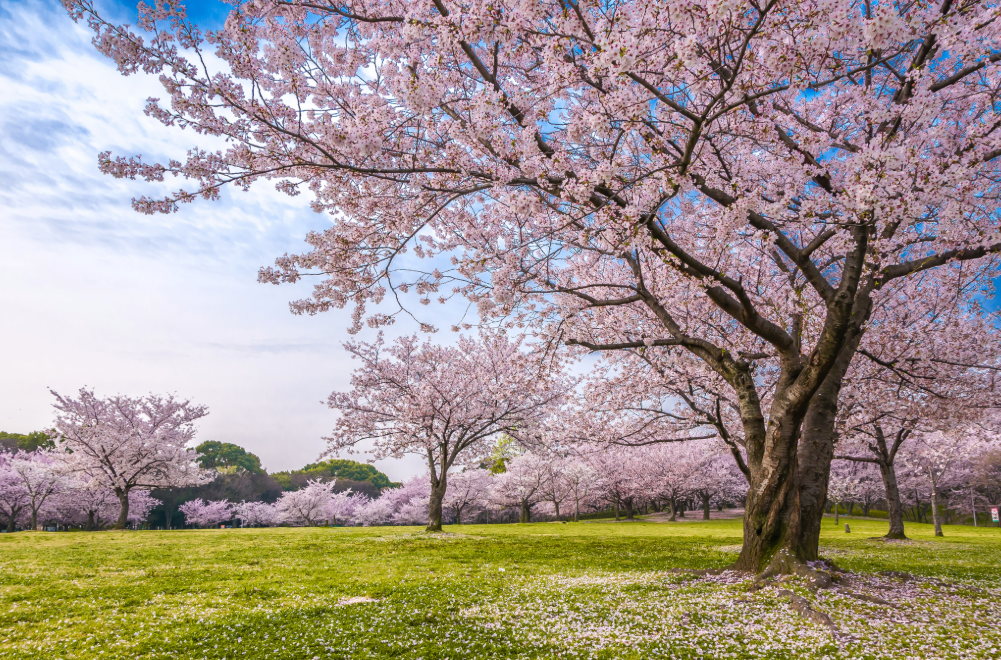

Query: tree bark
[554,501,560,521]
[427,484,446,532]
[877,459,907,539]
[702,494,711,520]
[668,498,677,522]
[929,471,943,537]
[624,499,635,520]
[519,500,531,524]
[834,500,840,525]
[30,509,38,531]
[5,515,14,533]
[734,345,844,575]
[115,490,130,530]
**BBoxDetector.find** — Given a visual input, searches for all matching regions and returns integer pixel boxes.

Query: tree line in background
[3,352,1000,536]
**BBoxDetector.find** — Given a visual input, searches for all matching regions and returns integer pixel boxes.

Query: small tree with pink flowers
[49,388,214,529]
[179,499,234,528]
[328,332,565,532]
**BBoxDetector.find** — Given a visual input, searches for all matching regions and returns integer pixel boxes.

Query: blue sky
[0,0,434,478]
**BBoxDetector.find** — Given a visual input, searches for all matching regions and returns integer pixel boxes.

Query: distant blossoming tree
[179,498,234,528]
[276,480,335,526]
[0,453,30,532]
[444,469,490,524]
[234,500,279,528]
[9,451,68,530]
[49,388,214,528]
[328,332,565,531]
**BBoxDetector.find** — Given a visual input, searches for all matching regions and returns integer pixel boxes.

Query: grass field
[2,518,1000,659]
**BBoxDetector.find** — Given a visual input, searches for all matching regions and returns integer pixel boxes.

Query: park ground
[1,518,1000,659]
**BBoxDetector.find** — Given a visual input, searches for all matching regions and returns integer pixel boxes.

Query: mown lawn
[1,518,999,659]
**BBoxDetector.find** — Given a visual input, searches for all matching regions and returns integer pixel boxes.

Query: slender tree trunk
[614,500,620,522]
[455,505,463,525]
[427,484,446,532]
[519,500,531,524]
[929,471,943,537]
[702,494,711,520]
[624,499,635,520]
[668,498,677,522]
[574,496,580,522]
[554,501,560,521]
[877,459,907,539]
[30,509,38,531]
[834,499,840,525]
[5,515,14,533]
[115,490,130,530]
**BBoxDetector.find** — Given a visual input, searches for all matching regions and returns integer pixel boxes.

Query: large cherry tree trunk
[115,489,130,530]
[734,318,859,575]
[427,484,446,532]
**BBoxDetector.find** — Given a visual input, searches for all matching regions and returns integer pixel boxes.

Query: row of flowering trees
[0,449,161,531]
[173,444,746,529]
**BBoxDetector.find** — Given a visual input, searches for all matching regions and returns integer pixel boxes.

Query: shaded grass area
[1,518,1000,659]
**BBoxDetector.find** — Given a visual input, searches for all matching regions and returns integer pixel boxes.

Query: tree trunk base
[882,531,908,540]
[748,548,841,590]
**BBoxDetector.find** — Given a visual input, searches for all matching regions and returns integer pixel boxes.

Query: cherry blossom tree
[586,447,650,521]
[42,483,160,530]
[351,495,395,527]
[8,451,68,530]
[826,462,863,526]
[904,428,998,537]
[834,299,1001,538]
[561,458,597,522]
[125,490,160,527]
[276,480,335,526]
[65,0,1001,574]
[685,444,747,520]
[179,498,234,528]
[328,332,565,531]
[444,469,490,524]
[491,452,550,523]
[0,453,30,532]
[323,490,364,526]
[49,389,214,528]
[234,501,280,527]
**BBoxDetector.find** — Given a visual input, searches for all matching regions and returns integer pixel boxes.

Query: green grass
[2,518,1000,659]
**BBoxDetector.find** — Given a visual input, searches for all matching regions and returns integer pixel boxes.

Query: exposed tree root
[778,590,839,633]
[751,549,846,591]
